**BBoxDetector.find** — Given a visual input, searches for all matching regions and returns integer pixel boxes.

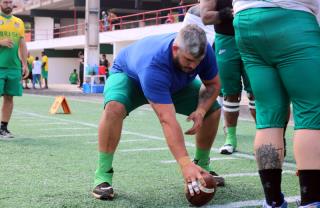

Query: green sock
[225,126,237,148]
[195,148,211,172]
[94,152,114,187]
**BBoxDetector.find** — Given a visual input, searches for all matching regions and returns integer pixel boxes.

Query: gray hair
[175,24,207,58]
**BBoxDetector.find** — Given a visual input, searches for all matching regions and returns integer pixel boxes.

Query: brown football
[185,172,217,207]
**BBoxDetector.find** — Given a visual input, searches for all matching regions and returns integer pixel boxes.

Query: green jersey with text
[0,14,25,69]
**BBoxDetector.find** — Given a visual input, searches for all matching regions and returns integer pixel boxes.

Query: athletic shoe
[298,202,320,208]
[209,171,225,187]
[219,144,235,155]
[0,129,14,139]
[92,182,114,200]
[262,194,288,208]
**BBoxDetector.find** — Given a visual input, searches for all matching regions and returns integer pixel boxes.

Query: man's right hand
[0,38,14,48]
[181,161,206,196]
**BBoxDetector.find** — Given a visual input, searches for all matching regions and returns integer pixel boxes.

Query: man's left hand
[184,110,205,135]
[22,65,29,79]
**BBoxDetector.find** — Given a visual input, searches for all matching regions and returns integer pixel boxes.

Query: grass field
[0,94,300,208]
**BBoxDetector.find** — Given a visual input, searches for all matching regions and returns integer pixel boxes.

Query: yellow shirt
[42,55,48,71]
[27,55,34,71]
[0,14,25,69]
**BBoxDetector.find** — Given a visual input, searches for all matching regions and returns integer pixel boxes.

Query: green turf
[0,94,299,208]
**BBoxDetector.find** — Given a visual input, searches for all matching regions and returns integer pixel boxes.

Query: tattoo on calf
[255,144,282,170]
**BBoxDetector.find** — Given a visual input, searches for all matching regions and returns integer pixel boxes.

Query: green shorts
[0,68,23,96]
[42,69,48,79]
[234,8,320,129]
[215,33,252,96]
[103,73,220,116]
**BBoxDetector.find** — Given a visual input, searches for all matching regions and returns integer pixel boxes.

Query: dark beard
[1,7,13,15]
[172,56,183,71]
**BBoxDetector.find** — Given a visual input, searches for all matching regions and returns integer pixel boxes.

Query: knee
[247,93,256,110]
[3,96,13,104]
[104,101,127,119]
[206,108,221,121]
[223,95,240,113]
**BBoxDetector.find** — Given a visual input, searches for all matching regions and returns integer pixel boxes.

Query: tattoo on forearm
[199,85,215,104]
[255,144,282,170]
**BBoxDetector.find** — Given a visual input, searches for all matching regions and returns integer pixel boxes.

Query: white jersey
[32,60,42,75]
[182,12,215,46]
[233,0,319,16]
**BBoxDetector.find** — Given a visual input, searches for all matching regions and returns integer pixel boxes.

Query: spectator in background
[25,52,34,89]
[69,69,78,85]
[78,51,84,88]
[139,20,146,27]
[41,51,49,89]
[165,12,175,24]
[101,11,109,31]
[108,9,120,30]
[177,0,187,22]
[100,54,110,81]
[32,56,42,89]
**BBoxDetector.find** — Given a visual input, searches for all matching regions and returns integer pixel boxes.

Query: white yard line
[87,139,148,144]
[34,133,98,138]
[39,127,93,131]
[160,157,238,164]
[207,195,299,208]
[15,109,297,170]
[22,122,70,126]
[14,108,299,206]
[222,170,295,178]
[119,147,168,152]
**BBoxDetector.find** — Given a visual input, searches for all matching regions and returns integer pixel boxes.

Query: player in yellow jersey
[0,0,28,139]
[41,51,48,89]
[25,52,34,89]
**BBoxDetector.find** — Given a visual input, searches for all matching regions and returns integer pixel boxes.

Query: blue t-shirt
[111,33,218,104]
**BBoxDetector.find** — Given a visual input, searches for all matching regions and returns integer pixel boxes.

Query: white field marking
[222,170,295,178]
[160,157,238,164]
[24,93,102,104]
[119,147,168,152]
[23,94,294,125]
[87,139,147,144]
[122,130,195,147]
[22,122,70,126]
[15,110,296,169]
[11,116,44,120]
[34,133,98,138]
[207,195,299,208]
[39,127,92,131]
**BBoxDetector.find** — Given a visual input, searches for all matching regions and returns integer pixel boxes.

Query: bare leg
[2,96,13,123]
[255,128,285,207]
[220,94,240,154]
[195,109,225,186]
[98,101,127,153]
[196,109,221,149]
[93,101,127,200]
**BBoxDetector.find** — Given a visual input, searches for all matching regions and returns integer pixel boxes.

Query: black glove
[218,7,233,22]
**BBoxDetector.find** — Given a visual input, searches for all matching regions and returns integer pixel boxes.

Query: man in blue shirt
[92,24,224,201]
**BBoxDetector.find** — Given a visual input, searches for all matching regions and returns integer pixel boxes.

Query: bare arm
[0,38,14,48]
[150,102,206,192]
[198,75,221,114]
[200,0,221,25]
[19,38,29,79]
[150,103,189,161]
[184,75,220,135]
